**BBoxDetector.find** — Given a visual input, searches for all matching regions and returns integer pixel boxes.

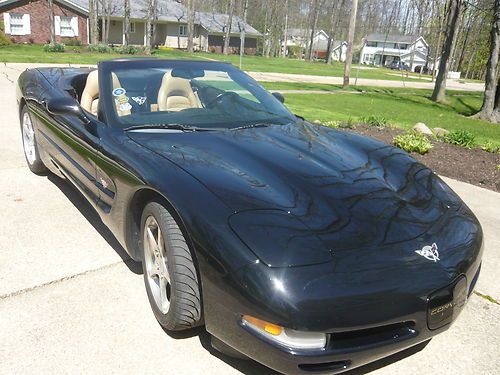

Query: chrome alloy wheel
[22,111,36,165]
[143,215,171,314]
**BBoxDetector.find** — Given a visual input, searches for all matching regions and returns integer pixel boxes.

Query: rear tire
[20,105,47,175]
[140,200,202,331]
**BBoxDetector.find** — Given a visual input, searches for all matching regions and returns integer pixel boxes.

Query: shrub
[443,130,476,149]
[361,115,390,128]
[64,38,81,46]
[43,43,65,52]
[321,119,356,129]
[87,43,111,53]
[480,142,500,154]
[393,130,433,154]
[0,21,11,46]
[113,45,144,54]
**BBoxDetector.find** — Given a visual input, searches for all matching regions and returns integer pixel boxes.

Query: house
[283,28,346,61]
[0,0,88,44]
[0,0,261,54]
[360,33,429,72]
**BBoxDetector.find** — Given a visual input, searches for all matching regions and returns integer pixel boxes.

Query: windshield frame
[97,58,294,130]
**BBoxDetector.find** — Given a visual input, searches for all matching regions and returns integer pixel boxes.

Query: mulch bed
[344,124,500,193]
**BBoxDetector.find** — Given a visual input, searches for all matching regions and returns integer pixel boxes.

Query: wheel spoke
[146,227,157,255]
[159,276,168,308]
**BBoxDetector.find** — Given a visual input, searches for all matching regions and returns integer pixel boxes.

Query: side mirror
[272,92,285,104]
[46,96,90,124]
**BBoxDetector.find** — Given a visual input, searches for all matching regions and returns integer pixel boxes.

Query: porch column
[144,22,147,46]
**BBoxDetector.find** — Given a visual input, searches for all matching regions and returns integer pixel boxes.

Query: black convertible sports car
[17,59,483,374]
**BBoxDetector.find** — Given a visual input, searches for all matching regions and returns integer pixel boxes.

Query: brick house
[0,0,260,54]
[0,0,88,44]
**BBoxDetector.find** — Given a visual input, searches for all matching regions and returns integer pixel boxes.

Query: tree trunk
[187,0,196,52]
[306,0,321,62]
[281,0,288,58]
[239,0,248,69]
[343,0,358,88]
[105,0,111,44]
[431,0,463,103]
[145,0,157,54]
[472,0,500,122]
[123,0,130,47]
[88,0,98,44]
[326,0,341,65]
[48,0,56,46]
[223,0,234,55]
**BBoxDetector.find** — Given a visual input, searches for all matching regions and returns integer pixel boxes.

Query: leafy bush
[393,130,433,154]
[361,115,390,128]
[43,43,65,52]
[442,130,475,149]
[63,38,81,46]
[321,119,355,129]
[113,45,144,54]
[480,142,500,154]
[0,21,11,46]
[87,43,111,53]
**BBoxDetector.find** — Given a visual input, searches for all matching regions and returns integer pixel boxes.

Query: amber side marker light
[242,315,327,350]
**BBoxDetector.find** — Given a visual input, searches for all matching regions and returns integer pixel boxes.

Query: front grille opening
[329,321,416,350]
[298,360,350,372]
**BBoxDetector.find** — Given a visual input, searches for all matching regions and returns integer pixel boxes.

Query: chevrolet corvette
[17,58,483,374]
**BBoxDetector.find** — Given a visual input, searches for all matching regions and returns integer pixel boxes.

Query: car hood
[128,121,479,265]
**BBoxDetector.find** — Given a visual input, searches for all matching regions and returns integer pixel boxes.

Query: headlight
[242,315,327,351]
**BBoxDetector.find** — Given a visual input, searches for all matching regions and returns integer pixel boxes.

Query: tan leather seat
[157,71,200,112]
[80,71,128,116]
[81,70,99,116]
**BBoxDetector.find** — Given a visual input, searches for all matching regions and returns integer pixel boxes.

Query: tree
[326,0,342,65]
[145,0,158,54]
[48,0,56,47]
[343,0,358,88]
[223,0,235,55]
[186,0,196,52]
[472,0,500,122]
[306,0,322,62]
[123,0,131,47]
[88,0,99,44]
[431,0,464,103]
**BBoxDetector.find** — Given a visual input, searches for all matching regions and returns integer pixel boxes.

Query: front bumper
[204,261,481,375]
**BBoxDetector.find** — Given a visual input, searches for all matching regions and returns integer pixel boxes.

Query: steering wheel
[204,91,239,108]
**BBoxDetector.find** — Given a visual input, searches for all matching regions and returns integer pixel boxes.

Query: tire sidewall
[20,105,46,174]
[140,201,188,330]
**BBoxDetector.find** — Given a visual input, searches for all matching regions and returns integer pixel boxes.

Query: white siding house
[283,29,347,61]
[360,34,429,72]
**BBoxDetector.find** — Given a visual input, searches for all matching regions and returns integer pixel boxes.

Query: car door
[34,90,102,207]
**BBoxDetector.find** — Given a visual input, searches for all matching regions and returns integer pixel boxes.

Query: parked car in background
[389,60,410,71]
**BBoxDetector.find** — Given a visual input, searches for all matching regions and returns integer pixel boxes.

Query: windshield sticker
[112,87,126,97]
[132,96,147,106]
[118,102,132,111]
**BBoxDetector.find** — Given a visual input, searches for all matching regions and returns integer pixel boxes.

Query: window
[130,22,136,33]
[7,13,29,36]
[179,25,187,36]
[55,16,78,37]
[366,41,376,47]
[60,16,73,37]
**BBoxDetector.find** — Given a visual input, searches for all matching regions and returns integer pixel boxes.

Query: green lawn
[0,44,427,81]
[268,85,499,147]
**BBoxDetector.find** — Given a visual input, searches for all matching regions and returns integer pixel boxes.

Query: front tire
[20,105,47,175]
[141,200,202,331]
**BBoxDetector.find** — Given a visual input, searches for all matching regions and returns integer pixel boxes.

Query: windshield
[99,60,294,130]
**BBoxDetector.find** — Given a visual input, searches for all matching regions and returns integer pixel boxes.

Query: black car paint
[17,60,483,375]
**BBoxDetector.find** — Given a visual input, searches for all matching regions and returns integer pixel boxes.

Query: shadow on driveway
[47,173,142,275]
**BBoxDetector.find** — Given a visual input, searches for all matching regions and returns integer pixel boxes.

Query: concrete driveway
[0,64,498,375]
